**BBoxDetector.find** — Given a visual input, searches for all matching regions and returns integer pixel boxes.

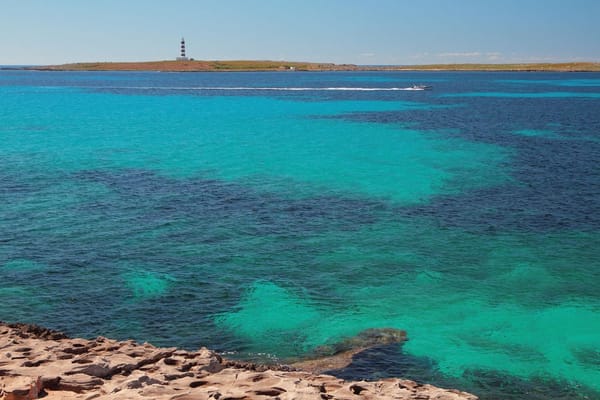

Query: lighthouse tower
[176,38,189,61]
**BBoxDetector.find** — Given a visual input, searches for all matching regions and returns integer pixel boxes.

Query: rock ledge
[0,322,477,400]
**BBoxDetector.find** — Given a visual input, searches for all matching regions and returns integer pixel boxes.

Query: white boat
[407,84,432,91]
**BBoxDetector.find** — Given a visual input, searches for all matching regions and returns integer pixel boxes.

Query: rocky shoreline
[0,322,477,400]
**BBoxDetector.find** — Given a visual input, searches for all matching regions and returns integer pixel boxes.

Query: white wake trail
[98,86,427,92]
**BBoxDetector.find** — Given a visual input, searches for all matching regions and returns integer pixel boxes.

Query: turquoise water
[1,71,599,399]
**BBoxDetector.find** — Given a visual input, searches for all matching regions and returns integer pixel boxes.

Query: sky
[2,0,600,65]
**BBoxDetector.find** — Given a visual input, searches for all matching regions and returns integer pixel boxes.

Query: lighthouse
[176,38,189,61]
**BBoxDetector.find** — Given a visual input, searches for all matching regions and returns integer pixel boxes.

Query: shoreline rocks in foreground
[0,322,477,400]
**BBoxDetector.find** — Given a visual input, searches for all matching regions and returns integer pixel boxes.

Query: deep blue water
[1,70,599,399]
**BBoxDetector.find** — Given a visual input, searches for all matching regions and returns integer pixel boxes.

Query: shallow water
[1,70,599,399]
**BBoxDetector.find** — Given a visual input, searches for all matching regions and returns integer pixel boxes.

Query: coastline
[0,321,477,400]
[15,60,600,72]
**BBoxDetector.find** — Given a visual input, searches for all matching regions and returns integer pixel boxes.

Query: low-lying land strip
[393,62,600,71]
[29,60,358,72]
[23,60,600,72]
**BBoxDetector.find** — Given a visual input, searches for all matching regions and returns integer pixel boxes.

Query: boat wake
[95,86,431,92]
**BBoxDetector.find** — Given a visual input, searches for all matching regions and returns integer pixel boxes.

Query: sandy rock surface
[0,322,477,400]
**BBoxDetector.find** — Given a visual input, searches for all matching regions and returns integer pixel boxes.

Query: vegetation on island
[29,60,600,72]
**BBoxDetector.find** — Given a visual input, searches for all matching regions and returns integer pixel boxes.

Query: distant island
[21,60,600,72]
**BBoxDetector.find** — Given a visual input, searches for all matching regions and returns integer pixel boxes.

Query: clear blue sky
[2,0,599,65]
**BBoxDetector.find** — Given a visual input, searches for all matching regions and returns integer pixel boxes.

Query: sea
[1,69,599,399]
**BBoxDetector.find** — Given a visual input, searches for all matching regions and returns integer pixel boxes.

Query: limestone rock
[291,327,408,374]
[1,376,41,400]
[57,374,104,393]
[313,327,408,357]
[0,321,478,400]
